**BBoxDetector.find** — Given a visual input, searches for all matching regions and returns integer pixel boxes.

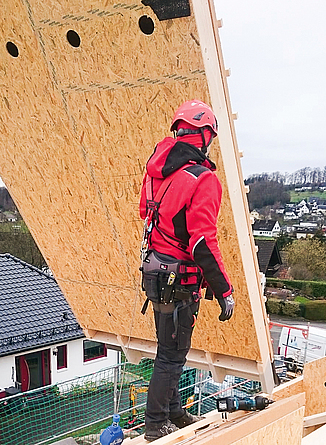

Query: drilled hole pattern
[6,42,19,57]
[139,15,155,35]
[66,30,81,47]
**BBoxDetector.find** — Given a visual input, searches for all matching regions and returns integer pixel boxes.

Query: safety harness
[141,168,190,260]
[140,168,202,338]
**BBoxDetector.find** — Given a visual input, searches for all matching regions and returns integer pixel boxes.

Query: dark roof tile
[0,254,84,356]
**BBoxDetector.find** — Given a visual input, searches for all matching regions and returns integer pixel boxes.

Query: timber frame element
[0,0,273,392]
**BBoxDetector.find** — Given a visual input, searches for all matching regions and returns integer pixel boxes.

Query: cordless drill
[217,395,274,413]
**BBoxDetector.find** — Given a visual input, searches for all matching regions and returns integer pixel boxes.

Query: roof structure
[252,220,278,232]
[0,254,84,357]
[255,239,282,275]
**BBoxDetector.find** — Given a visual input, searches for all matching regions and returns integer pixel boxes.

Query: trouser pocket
[176,301,199,351]
[177,324,192,350]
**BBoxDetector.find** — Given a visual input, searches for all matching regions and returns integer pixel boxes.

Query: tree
[0,232,46,269]
[276,232,293,251]
[0,187,17,212]
[246,179,291,211]
[286,238,326,281]
[313,229,326,244]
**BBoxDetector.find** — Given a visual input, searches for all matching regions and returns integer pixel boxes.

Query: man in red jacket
[140,100,234,441]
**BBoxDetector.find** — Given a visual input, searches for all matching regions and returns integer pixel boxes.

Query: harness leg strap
[172,305,179,340]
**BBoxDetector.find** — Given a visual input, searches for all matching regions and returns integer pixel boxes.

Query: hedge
[266,298,304,318]
[267,278,326,299]
[304,300,326,321]
[282,300,303,318]
[266,298,282,315]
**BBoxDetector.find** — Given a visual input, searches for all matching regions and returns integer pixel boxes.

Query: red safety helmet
[170,100,218,136]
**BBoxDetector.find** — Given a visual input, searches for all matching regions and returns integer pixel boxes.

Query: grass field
[290,190,326,203]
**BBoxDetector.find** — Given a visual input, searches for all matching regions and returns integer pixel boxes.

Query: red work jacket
[139,137,232,298]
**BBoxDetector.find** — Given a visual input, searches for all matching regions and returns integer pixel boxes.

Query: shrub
[304,300,326,321]
[282,300,303,318]
[266,298,283,315]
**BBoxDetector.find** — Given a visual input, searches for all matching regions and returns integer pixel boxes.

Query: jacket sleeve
[187,171,233,298]
[139,174,148,220]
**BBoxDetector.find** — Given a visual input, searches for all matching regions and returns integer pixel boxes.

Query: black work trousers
[145,299,200,428]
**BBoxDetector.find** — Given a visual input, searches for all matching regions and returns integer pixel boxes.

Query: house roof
[0,254,84,357]
[252,219,278,231]
[255,239,282,274]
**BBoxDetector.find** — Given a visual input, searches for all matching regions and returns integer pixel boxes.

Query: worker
[139,100,235,442]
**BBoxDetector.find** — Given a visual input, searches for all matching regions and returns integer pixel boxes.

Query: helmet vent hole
[6,42,19,57]
[66,30,81,47]
[139,15,155,35]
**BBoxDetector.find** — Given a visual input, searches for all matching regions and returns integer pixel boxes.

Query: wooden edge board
[272,375,304,400]
[123,393,305,445]
[304,411,326,428]
[191,0,274,393]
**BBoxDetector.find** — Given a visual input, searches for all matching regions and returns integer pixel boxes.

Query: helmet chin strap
[200,128,214,156]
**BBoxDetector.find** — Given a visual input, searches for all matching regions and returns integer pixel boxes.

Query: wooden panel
[273,376,304,401]
[0,0,270,367]
[124,393,305,445]
[303,357,326,417]
[231,408,304,445]
[273,356,326,417]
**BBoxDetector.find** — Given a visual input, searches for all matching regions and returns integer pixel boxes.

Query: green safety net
[0,357,261,445]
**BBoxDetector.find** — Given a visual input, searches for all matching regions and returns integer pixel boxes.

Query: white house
[296,200,310,217]
[252,220,281,238]
[250,209,261,221]
[284,211,299,221]
[0,254,120,395]
[3,212,18,222]
[317,205,326,216]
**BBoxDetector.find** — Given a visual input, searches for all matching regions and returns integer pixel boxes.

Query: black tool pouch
[140,250,181,304]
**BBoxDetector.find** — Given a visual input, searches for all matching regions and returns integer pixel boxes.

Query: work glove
[217,294,235,321]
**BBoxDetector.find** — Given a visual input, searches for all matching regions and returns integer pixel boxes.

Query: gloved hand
[217,295,235,321]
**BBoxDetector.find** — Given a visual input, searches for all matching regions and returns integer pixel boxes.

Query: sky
[214,0,326,178]
[0,1,325,187]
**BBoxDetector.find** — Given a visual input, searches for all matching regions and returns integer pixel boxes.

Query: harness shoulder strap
[145,167,191,253]
[146,170,179,207]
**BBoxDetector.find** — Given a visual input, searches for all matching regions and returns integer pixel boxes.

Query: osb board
[272,376,304,402]
[193,395,305,445]
[0,0,261,360]
[230,408,304,445]
[124,393,305,445]
[273,356,326,417]
[303,357,326,417]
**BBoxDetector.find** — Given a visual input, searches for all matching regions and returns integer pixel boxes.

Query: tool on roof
[217,395,274,416]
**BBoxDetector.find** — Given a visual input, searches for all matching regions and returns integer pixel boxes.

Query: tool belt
[140,249,202,314]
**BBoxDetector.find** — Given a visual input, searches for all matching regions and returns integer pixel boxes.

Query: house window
[83,340,107,362]
[57,345,67,370]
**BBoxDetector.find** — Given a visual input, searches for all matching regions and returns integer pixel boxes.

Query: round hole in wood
[6,42,19,57]
[139,15,155,35]
[66,30,81,47]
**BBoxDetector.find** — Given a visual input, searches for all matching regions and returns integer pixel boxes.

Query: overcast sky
[1,1,325,187]
[214,0,326,178]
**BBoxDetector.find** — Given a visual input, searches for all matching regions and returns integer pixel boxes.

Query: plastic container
[100,414,124,445]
